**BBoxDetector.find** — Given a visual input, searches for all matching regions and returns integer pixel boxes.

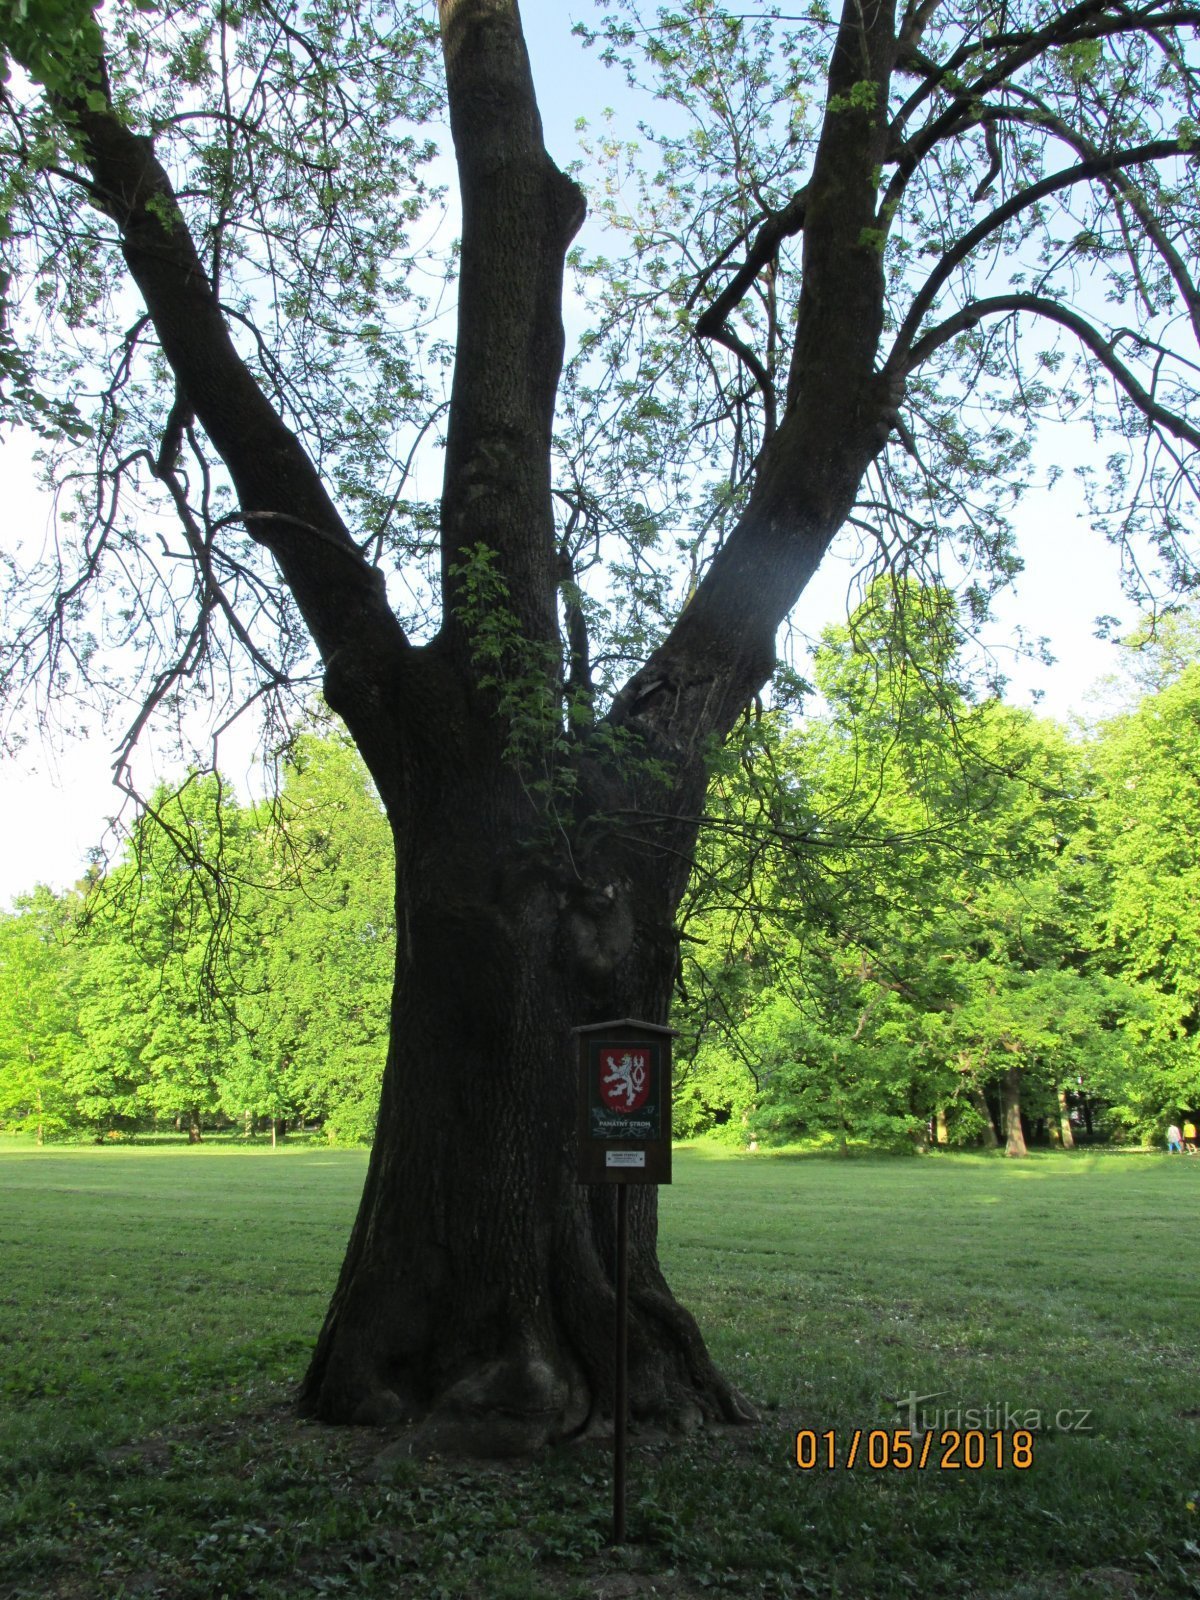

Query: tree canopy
[0,727,394,1142]
[3,0,1200,771]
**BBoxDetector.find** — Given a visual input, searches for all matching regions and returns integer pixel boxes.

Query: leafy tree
[679,590,1124,1156]
[1116,608,1200,698]
[1090,659,1200,1129]
[4,0,1200,1445]
[905,701,1123,1154]
[0,885,81,1141]
[0,736,394,1143]
[235,724,394,1143]
[69,773,251,1140]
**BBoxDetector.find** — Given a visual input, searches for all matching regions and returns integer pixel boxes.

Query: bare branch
[692,188,808,440]
[904,294,1200,450]
[888,138,1197,368]
[56,62,408,683]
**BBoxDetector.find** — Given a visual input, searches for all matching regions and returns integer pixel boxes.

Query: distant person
[1167,1123,1183,1153]
[1184,1119,1197,1154]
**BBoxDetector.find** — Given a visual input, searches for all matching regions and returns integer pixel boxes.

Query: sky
[0,0,1146,906]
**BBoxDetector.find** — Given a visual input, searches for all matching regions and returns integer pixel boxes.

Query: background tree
[677,585,1124,1155]
[68,773,251,1140]
[0,725,396,1142]
[237,724,394,1144]
[0,885,80,1142]
[1090,658,1200,1128]
[3,0,1200,1448]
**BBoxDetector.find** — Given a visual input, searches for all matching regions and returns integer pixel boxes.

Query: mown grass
[1,1141,1198,1599]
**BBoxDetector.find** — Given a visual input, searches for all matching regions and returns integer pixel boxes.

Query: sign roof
[571,1017,679,1037]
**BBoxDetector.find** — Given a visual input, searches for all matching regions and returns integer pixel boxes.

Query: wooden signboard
[574,1018,675,1185]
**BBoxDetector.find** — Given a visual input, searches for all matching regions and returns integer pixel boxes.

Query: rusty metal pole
[613,1182,629,1544]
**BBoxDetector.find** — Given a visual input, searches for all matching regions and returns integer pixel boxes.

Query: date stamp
[795,1427,1034,1471]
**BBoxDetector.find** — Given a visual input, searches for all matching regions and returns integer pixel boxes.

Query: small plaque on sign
[606,1150,646,1168]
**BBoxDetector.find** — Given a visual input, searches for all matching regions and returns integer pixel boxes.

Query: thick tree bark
[970,1083,999,1148]
[1001,1064,1027,1159]
[299,738,754,1449]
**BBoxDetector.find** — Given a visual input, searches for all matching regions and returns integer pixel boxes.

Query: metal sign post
[573,1018,675,1547]
[614,1182,629,1544]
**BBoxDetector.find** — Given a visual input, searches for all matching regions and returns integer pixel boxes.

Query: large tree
[3,0,1200,1450]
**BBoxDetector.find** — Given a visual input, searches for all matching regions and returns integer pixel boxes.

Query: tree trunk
[299,777,755,1454]
[187,1108,202,1144]
[935,1107,949,1146]
[971,1085,999,1148]
[1057,1088,1075,1150]
[1001,1065,1027,1159]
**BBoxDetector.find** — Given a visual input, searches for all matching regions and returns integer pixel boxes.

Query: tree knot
[557,877,635,983]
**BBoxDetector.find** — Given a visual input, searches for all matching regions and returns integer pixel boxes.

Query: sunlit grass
[1,1141,1197,1597]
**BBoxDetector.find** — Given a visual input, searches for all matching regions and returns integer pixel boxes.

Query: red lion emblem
[599,1049,650,1113]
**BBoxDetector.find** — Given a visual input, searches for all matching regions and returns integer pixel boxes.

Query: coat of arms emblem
[599,1049,651,1113]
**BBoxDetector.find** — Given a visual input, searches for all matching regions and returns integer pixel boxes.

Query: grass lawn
[0,1142,1198,1599]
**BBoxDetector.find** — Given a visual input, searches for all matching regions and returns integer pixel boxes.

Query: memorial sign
[574,1017,674,1186]
[573,1017,676,1543]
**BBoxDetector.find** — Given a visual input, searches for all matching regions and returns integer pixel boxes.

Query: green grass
[1,1142,1198,1598]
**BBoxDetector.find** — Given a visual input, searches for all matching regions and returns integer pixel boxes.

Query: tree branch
[889,2,1200,164]
[903,294,1200,451]
[888,137,1196,368]
[436,0,585,659]
[692,187,808,440]
[608,0,901,764]
[56,62,408,686]
[1001,87,1200,349]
